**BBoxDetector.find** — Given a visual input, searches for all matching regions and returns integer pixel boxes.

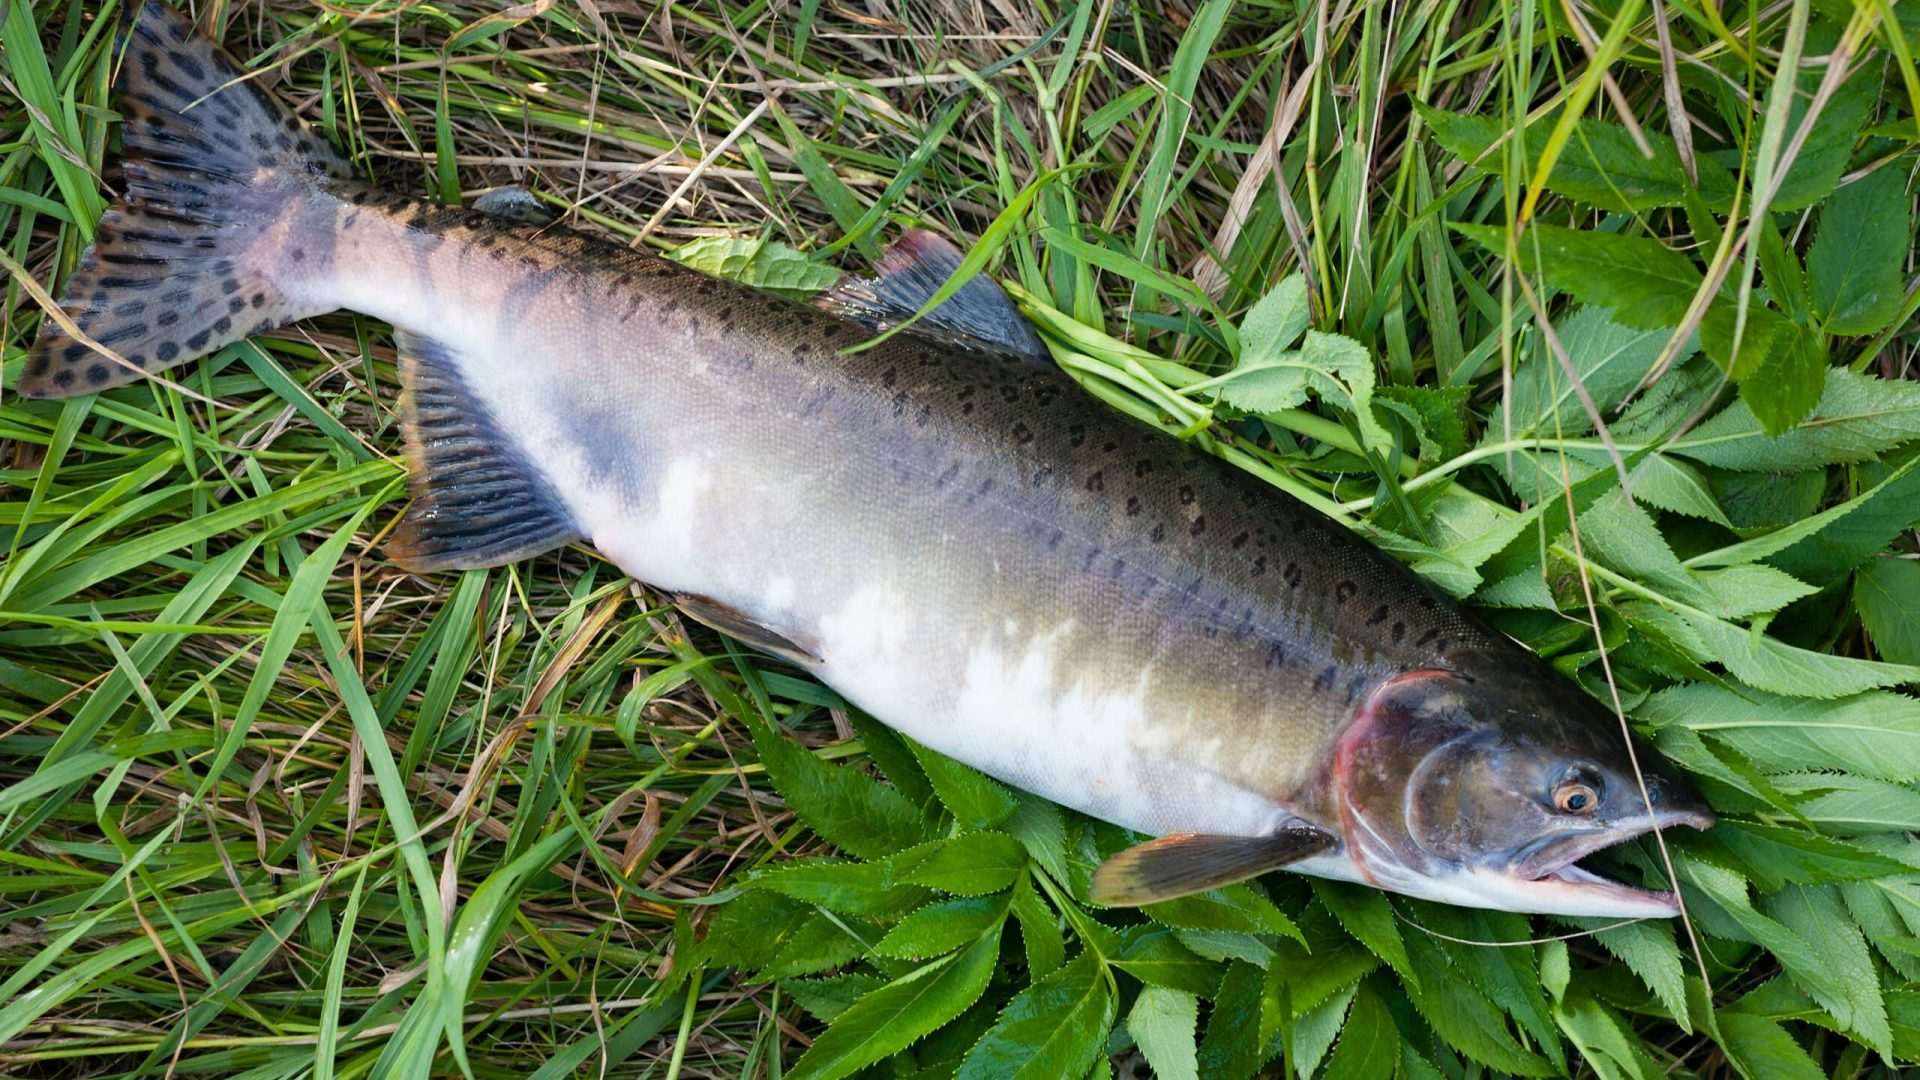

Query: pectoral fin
[1089,825,1337,906]
[673,593,819,664]
[816,229,1048,365]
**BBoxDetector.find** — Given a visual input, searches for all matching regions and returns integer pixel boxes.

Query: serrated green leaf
[1379,384,1470,460]
[1419,104,1735,211]
[1767,885,1891,1055]
[1498,307,1681,440]
[1112,928,1225,995]
[1708,820,1910,890]
[1454,223,1698,329]
[1127,986,1199,1080]
[1713,1011,1829,1080]
[669,235,840,292]
[956,951,1113,1080]
[1737,318,1829,435]
[1197,961,1270,1080]
[748,858,928,917]
[1772,772,1920,835]
[875,894,1010,960]
[1769,65,1877,212]
[1142,883,1302,942]
[1671,368,1920,472]
[904,736,1019,830]
[1584,920,1691,1030]
[1641,683,1920,782]
[1400,930,1555,1076]
[1690,564,1818,619]
[1321,984,1401,1080]
[899,831,1027,895]
[1809,169,1912,335]
[1856,558,1920,664]
[1552,995,1666,1080]
[784,973,888,1023]
[1220,330,1389,450]
[1628,602,1920,698]
[1312,881,1416,989]
[1010,875,1065,980]
[786,927,1001,1080]
[748,721,932,860]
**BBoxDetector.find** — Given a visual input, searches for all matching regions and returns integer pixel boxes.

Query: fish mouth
[1500,809,1714,917]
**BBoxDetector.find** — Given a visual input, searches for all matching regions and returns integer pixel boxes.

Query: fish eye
[1554,781,1600,815]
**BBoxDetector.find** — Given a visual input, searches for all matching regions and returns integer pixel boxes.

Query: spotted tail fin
[18,2,350,397]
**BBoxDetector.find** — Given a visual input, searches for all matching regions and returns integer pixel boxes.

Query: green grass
[2,1,1919,1076]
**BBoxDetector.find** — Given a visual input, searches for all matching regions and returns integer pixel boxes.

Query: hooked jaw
[1482,806,1715,918]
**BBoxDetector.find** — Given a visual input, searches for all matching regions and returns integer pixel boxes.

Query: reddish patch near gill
[1331,668,1458,887]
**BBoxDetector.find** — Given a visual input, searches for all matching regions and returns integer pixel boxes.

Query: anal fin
[815,229,1048,365]
[387,331,580,571]
[1089,825,1336,906]
[673,593,819,664]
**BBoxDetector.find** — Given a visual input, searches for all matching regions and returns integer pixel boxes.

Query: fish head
[1332,662,1712,917]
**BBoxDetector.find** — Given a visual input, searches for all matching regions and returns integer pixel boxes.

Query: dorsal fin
[815,229,1048,365]
[386,331,580,571]
[471,185,557,227]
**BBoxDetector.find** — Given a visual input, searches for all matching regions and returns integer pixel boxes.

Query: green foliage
[5,0,1919,1076]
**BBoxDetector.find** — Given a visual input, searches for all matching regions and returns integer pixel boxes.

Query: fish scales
[24,3,1711,917]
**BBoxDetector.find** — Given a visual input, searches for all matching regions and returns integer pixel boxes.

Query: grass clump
[2,1,1919,1077]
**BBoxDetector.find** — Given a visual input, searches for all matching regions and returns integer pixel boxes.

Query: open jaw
[1496,809,1715,918]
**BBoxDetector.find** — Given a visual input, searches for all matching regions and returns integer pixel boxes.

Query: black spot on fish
[26,355,47,377]
[1266,643,1287,669]
[1178,485,1194,505]
[228,297,247,315]
[1346,674,1370,702]
[1110,557,1127,580]
[52,368,74,389]
[1067,424,1086,448]
[113,300,147,318]
[881,366,897,387]
[1190,516,1206,536]
[1391,621,1406,643]
[1231,531,1249,549]
[1367,605,1390,626]
[1334,580,1357,604]
[1135,459,1153,478]
[290,248,306,263]
[1252,555,1268,576]
[211,316,232,335]
[1125,496,1141,516]
[1150,523,1165,543]
[1313,664,1339,693]
[157,341,179,362]
[1085,470,1104,493]
[1416,628,1440,647]
[86,363,109,385]
[157,310,179,328]
[1012,423,1033,445]
[63,343,87,363]
[186,329,211,350]
[1284,562,1303,588]
[251,292,267,308]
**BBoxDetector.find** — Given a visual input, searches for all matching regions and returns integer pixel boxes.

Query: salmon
[22,2,1711,917]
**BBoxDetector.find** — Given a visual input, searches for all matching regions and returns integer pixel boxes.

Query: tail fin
[19,2,350,398]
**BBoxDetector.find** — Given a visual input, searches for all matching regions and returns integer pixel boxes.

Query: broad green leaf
[1769,65,1878,212]
[1379,384,1470,460]
[1240,273,1310,357]
[956,951,1113,1080]
[1671,368,1920,471]
[1735,318,1828,436]
[786,928,1000,1080]
[1691,565,1818,619]
[1419,104,1735,211]
[1497,307,1680,439]
[1284,980,1357,1079]
[1127,986,1200,1080]
[1640,683,1920,782]
[1220,330,1389,451]
[875,895,1010,960]
[1808,168,1913,335]
[1453,223,1697,329]
[1692,455,1920,574]
[1551,995,1665,1080]
[1401,931,1555,1076]
[669,236,840,292]
[1708,821,1910,890]
[1856,557,1920,665]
